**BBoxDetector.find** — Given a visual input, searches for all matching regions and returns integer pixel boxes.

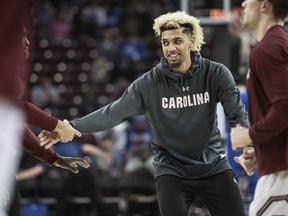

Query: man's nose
[168,43,176,51]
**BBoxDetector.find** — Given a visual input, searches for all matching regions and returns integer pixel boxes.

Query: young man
[13,33,90,216]
[40,11,254,216]
[230,0,288,215]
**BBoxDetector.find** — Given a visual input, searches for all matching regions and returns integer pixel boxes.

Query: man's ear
[189,37,195,50]
[261,0,272,13]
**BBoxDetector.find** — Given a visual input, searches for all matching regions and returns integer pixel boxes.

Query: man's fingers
[236,123,242,128]
[246,170,254,176]
[72,169,79,174]
[63,119,81,137]
[76,159,90,168]
[66,159,90,173]
[54,119,81,142]
[53,157,90,174]
[68,167,79,174]
[74,129,82,137]
[70,158,90,169]
[39,138,51,147]
[234,156,241,164]
[67,161,90,174]
[243,147,254,158]
[38,131,59,147]
[232,146,242,151]
[246,166,255,176]
[40,137,59,148]
[44,141,57,149]
[234,156,255,176]
[38,130,47,139]
[38,130,55,140]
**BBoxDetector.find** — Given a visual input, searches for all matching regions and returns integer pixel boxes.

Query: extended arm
[18,99,81,142]
[39,81,145,148]
[23,126,89,173]
[217,65,249,129]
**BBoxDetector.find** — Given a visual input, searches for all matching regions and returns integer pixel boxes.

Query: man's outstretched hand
[53,157,90,174]
[230,124,252,151]
[38,130,60,149]
[39,119,81,149]
[234,146,257,176]
[53,119,81,142]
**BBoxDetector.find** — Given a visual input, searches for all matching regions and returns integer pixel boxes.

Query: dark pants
[8,183,21,216]
[156,170,245,216]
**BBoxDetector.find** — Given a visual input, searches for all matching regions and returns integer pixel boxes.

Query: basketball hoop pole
[180,0,189,12]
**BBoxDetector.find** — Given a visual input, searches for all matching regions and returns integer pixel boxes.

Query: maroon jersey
[17,99,58,131]
[0,0,59,165]
[0,0,30,97]
[20,100,59,165]
[24,127,59,165]
[247,25,288,177]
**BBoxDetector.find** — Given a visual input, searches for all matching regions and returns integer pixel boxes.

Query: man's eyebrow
[161,37,183,41]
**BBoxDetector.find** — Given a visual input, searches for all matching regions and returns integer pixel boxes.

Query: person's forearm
[82,144,106,157]
[249,105,288,144]
[70,103,126,133]
[23,126,59,165]
[16,165,45,181]
[18,99,58,131]
[70,85,144,133]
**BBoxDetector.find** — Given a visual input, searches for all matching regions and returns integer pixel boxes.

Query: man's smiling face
[161,28,193,73]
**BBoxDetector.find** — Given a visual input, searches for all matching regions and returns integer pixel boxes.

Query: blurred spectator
[72,7,97,41]
[103,1,122,28]
[93,132,118,174]
[112,16,147,81]
[93,125,128,174]
[124,133,154,175]
[35,0,57,38]
[81,0,107,28]
[72,0,107,41]
[227,8,255,84]
[30,76,61,115]
[95,27,120,62]
[48,7,72,45]
[124,116,153,174]
[90,56,112,84]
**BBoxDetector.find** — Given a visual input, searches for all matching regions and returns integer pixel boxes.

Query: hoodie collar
[157,52,202,81]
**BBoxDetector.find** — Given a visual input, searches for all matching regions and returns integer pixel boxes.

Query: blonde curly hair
[153,11,205,52]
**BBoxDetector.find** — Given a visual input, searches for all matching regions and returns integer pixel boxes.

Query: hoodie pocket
[167,144,222,176]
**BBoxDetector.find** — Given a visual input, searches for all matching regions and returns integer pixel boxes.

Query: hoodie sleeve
[216,64,250,128]
[70,80,146,133]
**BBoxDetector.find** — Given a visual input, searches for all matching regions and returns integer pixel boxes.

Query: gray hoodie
[71,52,249,179]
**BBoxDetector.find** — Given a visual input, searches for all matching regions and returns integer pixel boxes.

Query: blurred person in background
[124,116,153,175]
[30,75,61,116]
[0,1,89,216]
[8,32,88,216]
[40,11,257,216]
[230,0,288,215]
[0,1,32,215]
